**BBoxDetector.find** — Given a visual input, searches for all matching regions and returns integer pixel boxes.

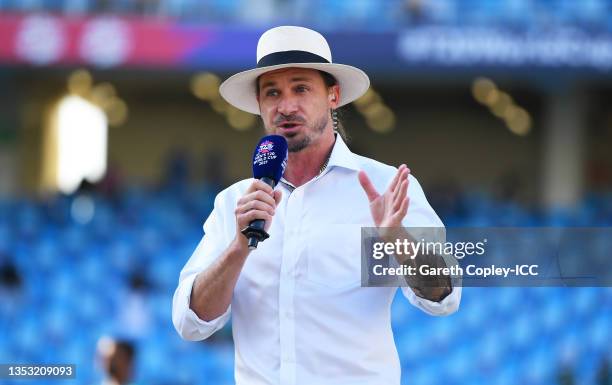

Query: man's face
[257,68,338,152]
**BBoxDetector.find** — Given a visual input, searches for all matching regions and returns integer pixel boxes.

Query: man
[96,337,135,385]
[172,26,461,385]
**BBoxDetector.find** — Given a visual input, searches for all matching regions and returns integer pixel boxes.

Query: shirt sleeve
[172,193,233,341]
[399,174,462,316]
[401,285,462,316]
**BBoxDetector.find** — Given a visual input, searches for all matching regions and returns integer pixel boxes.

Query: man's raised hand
[358,164,410,228]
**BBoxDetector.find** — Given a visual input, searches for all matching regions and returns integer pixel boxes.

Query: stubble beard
[287,113,329,153]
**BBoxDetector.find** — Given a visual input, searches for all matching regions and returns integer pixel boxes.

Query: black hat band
[257,50,330,68]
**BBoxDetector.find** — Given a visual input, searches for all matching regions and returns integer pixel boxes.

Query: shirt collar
[279,134,361,191]
[326,133,361,172]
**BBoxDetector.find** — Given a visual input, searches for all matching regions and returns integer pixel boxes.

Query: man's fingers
[358,171,380,202]
[387,164,404,193]
[239,210,273,225]
[399,196,410,217]
[245,179,274,195]
[392,166,410,195]
[273,189,282,206]
[391,197,410,223]
[236,200,275,216]
[235,184,281,232]
[393,179,408,210]
[238,190,276,207]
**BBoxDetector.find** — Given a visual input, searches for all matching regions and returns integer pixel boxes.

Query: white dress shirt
[172,135,461,385]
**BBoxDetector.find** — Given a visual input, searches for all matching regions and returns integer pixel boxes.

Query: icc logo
[259,140,274,154]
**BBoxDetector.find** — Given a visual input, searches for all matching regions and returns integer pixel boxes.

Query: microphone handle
[242,177,276,249]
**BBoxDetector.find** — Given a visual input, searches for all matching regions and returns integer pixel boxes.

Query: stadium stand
[0,0,611,30]
[0,185,610,384]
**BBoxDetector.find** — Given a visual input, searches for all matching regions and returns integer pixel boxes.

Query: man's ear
[329,84,340,108]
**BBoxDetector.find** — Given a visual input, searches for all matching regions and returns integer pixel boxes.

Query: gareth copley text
[372,264,539,278]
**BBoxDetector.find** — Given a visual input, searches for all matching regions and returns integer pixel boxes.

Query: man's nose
[277,94,298,115]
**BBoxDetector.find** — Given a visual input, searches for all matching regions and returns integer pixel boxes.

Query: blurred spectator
[0,260,22,334]
[427,179,466,222]
[136,0,160,15]
[403,0,427,24]
[494,170,523,202]
[598,357,611,385]
[115,271,152,340]
[129,271,150,292]
[163,149,191,190]
[97,337,136,385]
[588,159,612,192]
[0,258,22,316]
[558,364,575,385]
[92,0,113,13]
[201,150,228,192]
[0,260,22,289]
[96,163,123,201]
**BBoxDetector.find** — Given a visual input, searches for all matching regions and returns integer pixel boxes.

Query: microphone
[241,135,288,249]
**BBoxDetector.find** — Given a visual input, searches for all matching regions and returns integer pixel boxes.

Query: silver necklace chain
[319,156,330,175]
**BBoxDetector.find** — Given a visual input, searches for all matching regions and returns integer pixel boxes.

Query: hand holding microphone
[235,135,288,250]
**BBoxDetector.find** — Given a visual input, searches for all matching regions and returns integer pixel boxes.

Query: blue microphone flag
[252,135,288,184]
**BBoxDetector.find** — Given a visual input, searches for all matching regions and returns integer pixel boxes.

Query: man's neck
[283,131,336,187]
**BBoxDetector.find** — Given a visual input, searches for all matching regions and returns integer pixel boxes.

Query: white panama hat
[219,26,370,115]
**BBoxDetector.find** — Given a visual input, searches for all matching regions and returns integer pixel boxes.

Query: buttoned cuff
[172,273,232,341]
[402,285,462,316]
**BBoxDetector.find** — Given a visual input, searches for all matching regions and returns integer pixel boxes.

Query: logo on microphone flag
[258,140,273,154]
[254,140,278,167]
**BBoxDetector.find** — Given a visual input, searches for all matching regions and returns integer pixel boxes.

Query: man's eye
[266,89,279,97]
[296,86,308,93]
